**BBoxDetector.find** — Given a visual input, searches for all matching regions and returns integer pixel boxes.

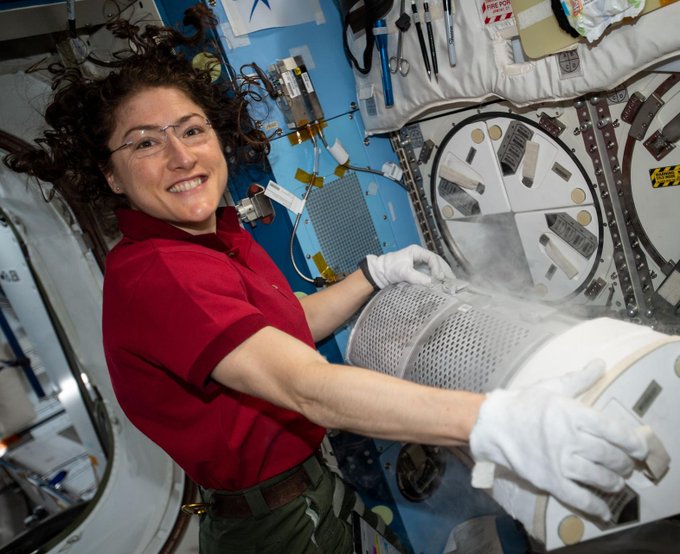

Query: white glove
[469,361,649,520]
[363,245,455,289]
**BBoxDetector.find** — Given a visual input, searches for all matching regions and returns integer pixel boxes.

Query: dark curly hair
[4,5,269,212]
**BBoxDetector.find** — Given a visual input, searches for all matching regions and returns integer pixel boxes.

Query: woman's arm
[210,325,650,520]
[299,244,457,342]
[211,325,484,446]
[298,269,375,343]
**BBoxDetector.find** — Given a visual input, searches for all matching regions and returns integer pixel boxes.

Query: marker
[443,0,457,66]
[411,0,432,81]
[423,2,438,82]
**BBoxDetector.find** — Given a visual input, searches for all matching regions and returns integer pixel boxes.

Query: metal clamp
[181,502,209,516]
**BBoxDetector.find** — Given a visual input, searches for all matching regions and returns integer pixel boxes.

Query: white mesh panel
[345,284,449,377]
[347,282,565,392]
[408,310,535,392]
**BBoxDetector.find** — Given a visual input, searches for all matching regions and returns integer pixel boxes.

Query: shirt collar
[116,207,246,254]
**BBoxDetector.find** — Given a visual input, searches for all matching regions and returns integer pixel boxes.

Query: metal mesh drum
[347,280,680,550]
[346,281,574,393]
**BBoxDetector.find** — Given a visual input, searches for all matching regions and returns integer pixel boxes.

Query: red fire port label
[481,0,514,24]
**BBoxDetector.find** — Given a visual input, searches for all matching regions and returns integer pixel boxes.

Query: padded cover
[346,0,680,134]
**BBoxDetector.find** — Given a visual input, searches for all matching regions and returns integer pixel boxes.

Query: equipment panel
[392,71,680,334]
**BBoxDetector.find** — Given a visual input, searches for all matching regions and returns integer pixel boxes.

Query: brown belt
[183,455,324,519]
[212,464,311,518]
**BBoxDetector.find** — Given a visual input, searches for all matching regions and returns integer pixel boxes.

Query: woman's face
[104,86,228,235]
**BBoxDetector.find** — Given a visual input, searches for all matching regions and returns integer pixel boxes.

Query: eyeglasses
[109,115,214,159]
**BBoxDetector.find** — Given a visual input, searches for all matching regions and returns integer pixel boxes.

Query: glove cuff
[358,257,380,291]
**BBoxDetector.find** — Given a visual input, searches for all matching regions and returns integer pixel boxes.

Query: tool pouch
[338,0,394,74]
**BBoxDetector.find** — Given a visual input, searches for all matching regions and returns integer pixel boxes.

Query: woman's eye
[134,138,159,150]
[184,126,205,137]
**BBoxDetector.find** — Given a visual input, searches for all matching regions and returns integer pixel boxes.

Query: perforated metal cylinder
[346,281,576,393]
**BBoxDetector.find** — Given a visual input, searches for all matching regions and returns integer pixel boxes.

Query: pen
[411,0,431,81]
[443,0,457,66]
[423,2,438,82]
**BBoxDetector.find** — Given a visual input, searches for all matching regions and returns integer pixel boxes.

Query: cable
[316,126,404,185]
[286,121,404,287]
[288,127,327,287]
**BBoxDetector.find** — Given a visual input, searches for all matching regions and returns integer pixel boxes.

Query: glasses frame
[108,116,213,158]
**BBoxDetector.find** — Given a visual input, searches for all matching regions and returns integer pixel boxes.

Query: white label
[301,72,314,93]
[282,70,301,98]
[382,161,403,181]
[264,180,305,214]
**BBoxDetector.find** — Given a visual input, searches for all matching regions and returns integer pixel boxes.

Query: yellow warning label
[649,166,680,188]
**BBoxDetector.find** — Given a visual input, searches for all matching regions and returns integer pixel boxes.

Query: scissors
[388,0,411,76]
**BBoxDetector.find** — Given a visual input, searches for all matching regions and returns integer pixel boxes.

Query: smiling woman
[102,88,228,235]
[3,7,268,240]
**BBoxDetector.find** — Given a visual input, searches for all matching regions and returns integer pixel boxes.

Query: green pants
[198,459,356,553]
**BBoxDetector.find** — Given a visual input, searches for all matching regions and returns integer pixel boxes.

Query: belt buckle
[181,502,209,516]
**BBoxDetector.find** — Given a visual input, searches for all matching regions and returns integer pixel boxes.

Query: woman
[5,9,649,553]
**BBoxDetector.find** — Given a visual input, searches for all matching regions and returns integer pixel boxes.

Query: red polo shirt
[102,207,326,490]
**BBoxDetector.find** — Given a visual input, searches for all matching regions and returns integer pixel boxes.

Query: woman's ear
[104,170,123,194]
